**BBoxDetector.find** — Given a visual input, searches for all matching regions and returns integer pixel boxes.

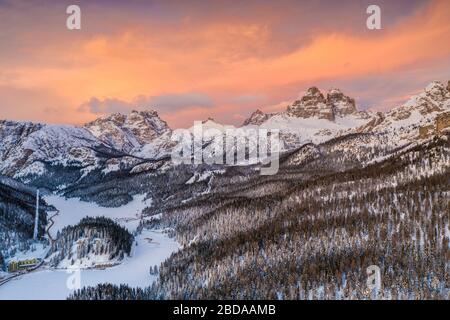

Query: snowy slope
[369,81,450,132]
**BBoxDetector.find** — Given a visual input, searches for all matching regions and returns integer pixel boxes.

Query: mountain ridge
[0,81,448,189]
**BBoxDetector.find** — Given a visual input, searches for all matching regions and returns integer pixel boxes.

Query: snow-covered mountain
[360,80,450,132]
[0,81,448,189]
[85,110,171,152]
[241,81,450,146]
[0,110,172,187]
[242,109,275,126]
[238,87,374,147]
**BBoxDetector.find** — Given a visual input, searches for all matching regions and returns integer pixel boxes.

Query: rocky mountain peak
[130,109,160,119]
[326,88,357,117]
[252,109,265,116]
[242,109,271,126]
[91,113,127,126]
[369,81,450,129]
[287,87,334,121]
[247,87,360,124]
[423,81,449,102]
[84,109,171,152]
[202,117,216,124]
[397,80,450,118]
[300,87,327,105]
[125,109,171,142]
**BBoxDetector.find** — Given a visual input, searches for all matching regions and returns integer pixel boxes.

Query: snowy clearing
[45,194,152,236]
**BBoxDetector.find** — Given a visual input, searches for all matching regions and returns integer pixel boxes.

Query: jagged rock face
[356,112,385,133]
[409,81,449,114]
[242,109,272,126]
[447,80,450,92]
[287,87,335,121]
[362,81,450,136]
[0,121,43,175]
[436,111,450,133]
[84,110,171,152]
[286,87,358,120]
[202,117,216,124]
[0,109,173,186]
[424,81,449,102]
[327,88,357,117]
[125,110,171,144]
[389,81,450,121]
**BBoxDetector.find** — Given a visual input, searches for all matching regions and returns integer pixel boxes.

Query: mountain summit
[84,110,171,152]
[326,88,357,117]
[242,109,272,126]
[287,87,334,120]
[243,87,360,126]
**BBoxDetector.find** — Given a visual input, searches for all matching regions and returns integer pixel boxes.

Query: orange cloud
[0,0,449,127]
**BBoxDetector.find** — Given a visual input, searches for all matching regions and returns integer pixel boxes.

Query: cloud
[228,94,265,105]
[80,93,214,115]
[79,97,131,114]
[138,93,214,110]
[0,0,449,128]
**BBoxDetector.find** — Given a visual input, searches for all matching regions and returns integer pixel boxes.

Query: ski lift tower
[33,189,39,241]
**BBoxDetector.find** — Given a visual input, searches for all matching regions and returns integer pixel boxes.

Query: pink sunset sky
[0,0,449,128]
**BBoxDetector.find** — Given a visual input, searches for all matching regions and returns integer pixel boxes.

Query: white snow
[186,169,225,184]
[44,194,152,236]
[6,243,48,263]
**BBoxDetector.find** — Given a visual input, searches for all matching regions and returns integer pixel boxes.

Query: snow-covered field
[45,194,152,235]
[0,195,179,300]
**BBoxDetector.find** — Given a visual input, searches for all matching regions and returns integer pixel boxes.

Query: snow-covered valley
[0,195,180,300]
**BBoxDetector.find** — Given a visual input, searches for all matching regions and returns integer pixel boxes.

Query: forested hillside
[0,176,51,262]
[47,217,134,268]
[71,132,449,300]
[69,284,152,300]
[2,80,448,300]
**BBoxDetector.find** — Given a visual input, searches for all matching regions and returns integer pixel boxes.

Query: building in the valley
[7,258,41,273]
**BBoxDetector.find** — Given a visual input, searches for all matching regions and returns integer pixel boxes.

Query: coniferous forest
[48,217,134,267]
[70,133,450,300]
